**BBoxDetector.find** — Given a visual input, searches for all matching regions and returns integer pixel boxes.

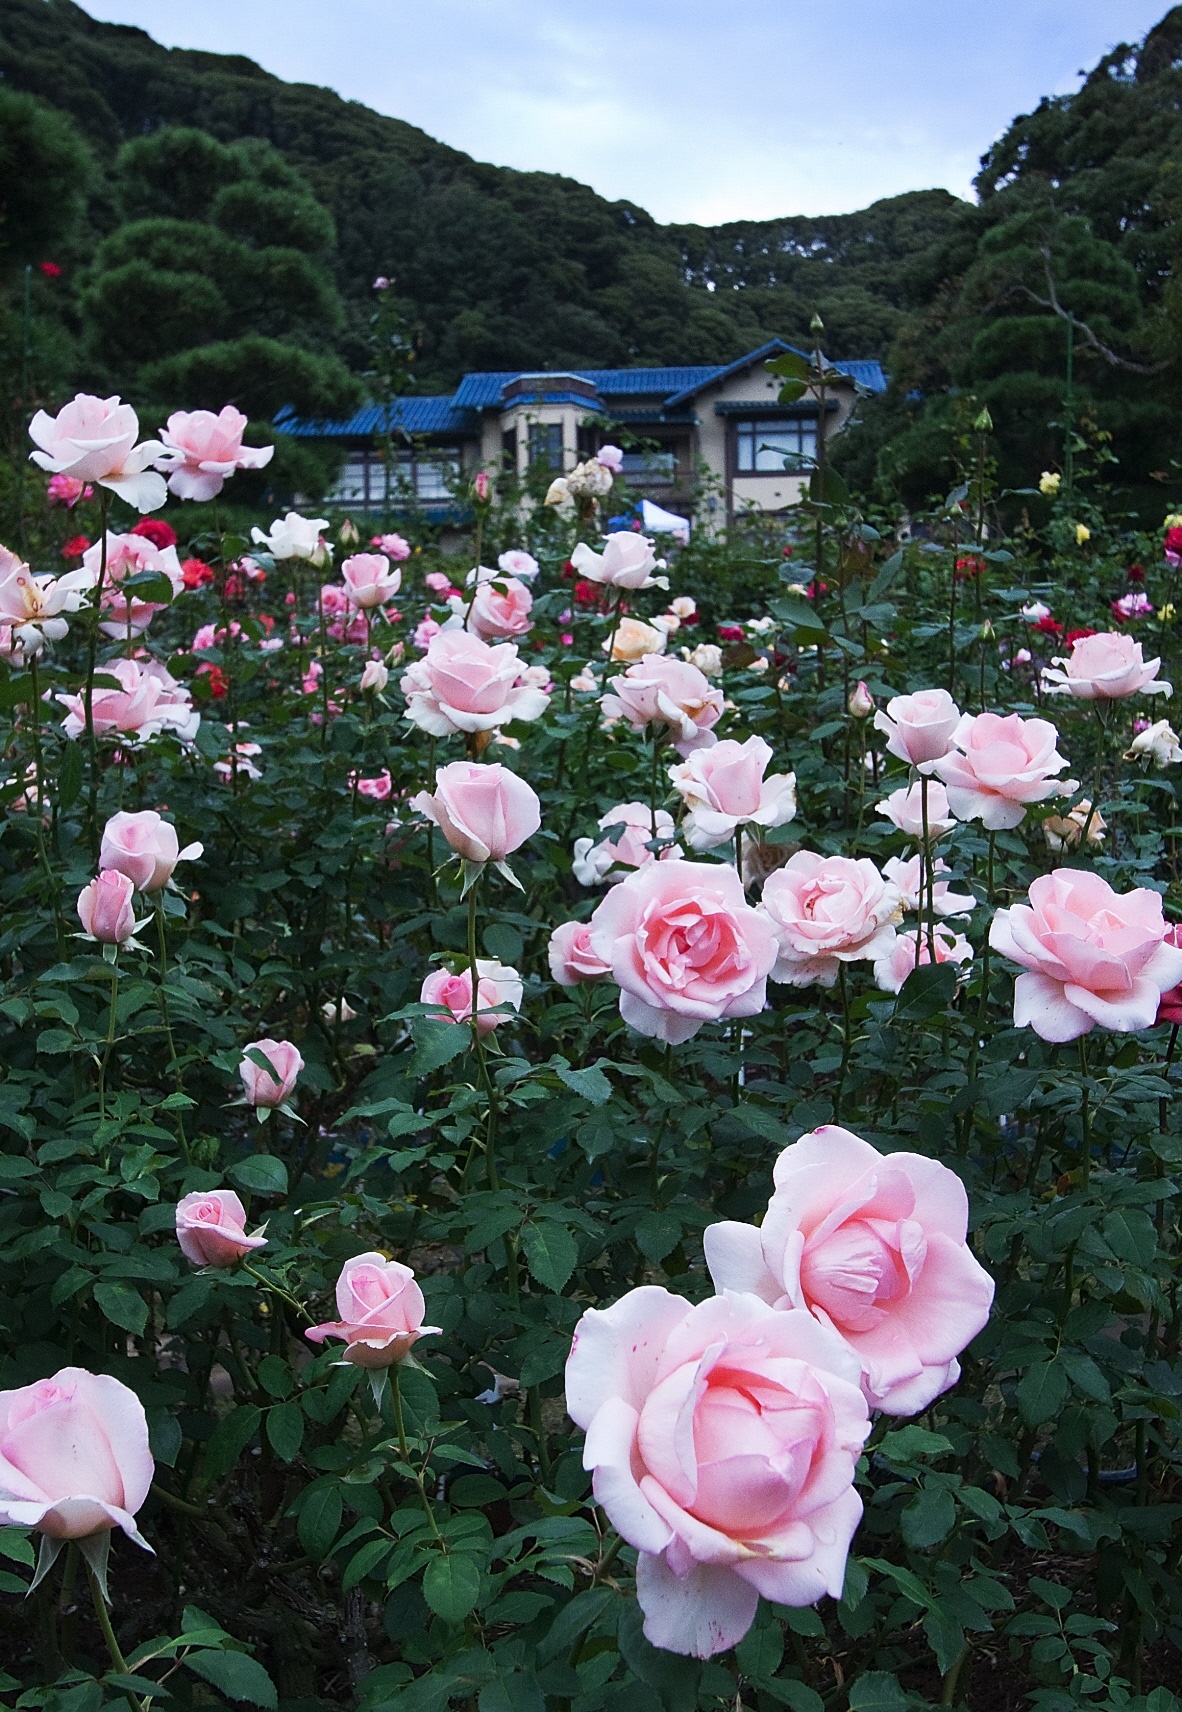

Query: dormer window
[734,416,817,472]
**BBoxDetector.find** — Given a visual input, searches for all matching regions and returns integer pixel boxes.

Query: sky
[79,0,1170,225]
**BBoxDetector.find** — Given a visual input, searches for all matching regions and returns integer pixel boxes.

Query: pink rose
[77,870,136,944]
[882,854,976,917]
[57,658,199,744]
[100,810,202,892]
[570,532,662,590]
[411,760,540,862]
[466,575,533,641]
[157,406,274,501]
[587,859,777,1043]
[47,473,92,508]
[421,961,523,1035]
[932,711,1075,829]
[989,869,1182,1041]
[83,531,184,640]
[875,781,956,839]
[760,852,901,988]
[565,1288,869,1657]
[424,571,454,595]
[0,549,95,654]
[412,615,441,652]
[341,552,402,610]
[305,1253,440,1368]
[359,660,389,693]
[603,615,666,662]
[28,393,166,514]
[601,655,725,756]
[704,1124,995,1414]
[669,736,796,851]
[1041,631,1171,700]
[548,919,611,985]
[874,924,974,994]
[595,443,624,473]
[474,471,491,502]
[175,1190,267,1267]
[400,631,550,735]
[239,1038,303,1108]
[0,1368,153,1547]
[497,549,539,580]
[572,801,679,885]
[370,532,411,560]
[873,688,961,768]
[351,770,393,801]
[1156,925,1182,1025]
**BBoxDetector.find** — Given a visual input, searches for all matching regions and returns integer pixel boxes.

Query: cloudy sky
[81,0,1167,224]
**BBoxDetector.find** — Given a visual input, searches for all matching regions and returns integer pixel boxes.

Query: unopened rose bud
[339,518,359,545]
[809,312,825,334]
[980,619,994,640]
[973,407,993,433]
[77,869,137,944]
[474,472,491,502]
[848,681,874,719]
[360,660,389,694]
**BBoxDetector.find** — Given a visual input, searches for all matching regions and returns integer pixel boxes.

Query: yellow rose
[1075,524,1091,545]
[1039,471,1061,496]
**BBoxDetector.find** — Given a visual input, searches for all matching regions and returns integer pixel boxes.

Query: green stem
[98,956,119,1118]
[391,1365,444,1543]
[1078,1037,1091,1188]
[86,1564,143,1712]
[154,899,190,1161]
[84,491,111,858]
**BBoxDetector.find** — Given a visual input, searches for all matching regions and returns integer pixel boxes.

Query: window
[734,417,817,473]
[325,449,460,508]
[528,423,564,468]
[619,450,676,488]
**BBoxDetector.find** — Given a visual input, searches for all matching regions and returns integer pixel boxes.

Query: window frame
[731,415,818,477]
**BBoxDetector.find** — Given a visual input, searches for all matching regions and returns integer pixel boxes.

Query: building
[275,339,886,529]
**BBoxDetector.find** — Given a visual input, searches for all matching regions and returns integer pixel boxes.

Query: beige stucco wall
[478,404,581,478]
[691,361,858,520]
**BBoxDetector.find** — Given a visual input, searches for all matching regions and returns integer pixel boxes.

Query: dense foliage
[0,379,1182,1712]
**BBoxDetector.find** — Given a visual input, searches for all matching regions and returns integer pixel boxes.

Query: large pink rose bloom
[29,394,166,514]
[566,1288,869,1658]
[1041,631,1172,700]
[601,655,725,757]
[305,1254,441,1368]
[933,711,1075,829]
[874,688,961,769]
[400,631,550,735]
[572,801,679,886]
[587,859,777,1043]
[411,760,540,862]
[466,575,533,641]
[100,810,202,892]
[0,1368,153,1547]
[84,532,184,640]
[989,869,1182,1041]
[0,546,94,656]
[570,532,663,589]
[57,658,199,744]
[760,852,901,988]
[341,552,402,610]
[704,1126,995,1416]
[175,1190,267,1267]
[548,918,611,986]
[421,961,523,1034]
[668,736,796,852]
[157,406,274,501]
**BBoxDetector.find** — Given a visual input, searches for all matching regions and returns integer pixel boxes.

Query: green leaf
[203,1405,262,1482]
[555,1064,612,1106]
[342,1537,393,1592]
[482,923,523,964]
[411,1017,472,1075]
[1102,1207,1156,1267]
[809,465,849,506]
[257,1354,294,1398]
[923,1607,966,1675]
[298,1482,342,1558]
[478,1674,544,1712]
[773,1686,824,1712]
[893,962,958,1022]
[867,549,905,602]
[901,1485,957,1549]
[775,378,809,405]
[879,1426,954,1466]
[266,1403,304,1463]
[93,1281,148,1336]
[735,1617,783,1679]
[422,1551,482,1624]
[847,1672,909,1712]
[185,1650,278,1708]
[520,1220,577,1294]
[537,1586,615,1661]
[120,569,177,604]
[1017,1359,1069,1426]
[228,1154,288,1195]
[764,352,809,382]
[636,1212,682,1265]
[57,741,84,810]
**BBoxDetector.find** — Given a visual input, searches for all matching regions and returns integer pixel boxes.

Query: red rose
[131,518,177,550]
[1064,627,1096,646]
[718,624,744,642]
[38,261,62,279]
[181,558,215,590]
[1129,564,1145,582]
[61,535,91,559]
[1033,615,1064,637]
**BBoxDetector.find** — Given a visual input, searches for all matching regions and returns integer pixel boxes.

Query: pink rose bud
[99,809,202,892]
[399,631,551,734]
[566,1289,869,1657]
[239,1038,303,1108]
[873,688,961,769]
[474,472,491,501]
[668,735,796,852]
[359,659,389,693]
[351,770,393,800]
[848,680,874,719]
[305,1253,441,1368]
[875,781,957,839]
[175,1189,267,1267]
[0,1367,154,1547]
[341,552,402,610]
[421,962,523,1034]
[411,760,540,863]
[704,1124,995,1415]
[548,918,611,986]
[77,869,136,943]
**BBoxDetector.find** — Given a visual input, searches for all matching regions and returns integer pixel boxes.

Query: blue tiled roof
[832,359,887,393]
[274,397,477,437]
[450,372,521,409]
[582,366,722,395]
